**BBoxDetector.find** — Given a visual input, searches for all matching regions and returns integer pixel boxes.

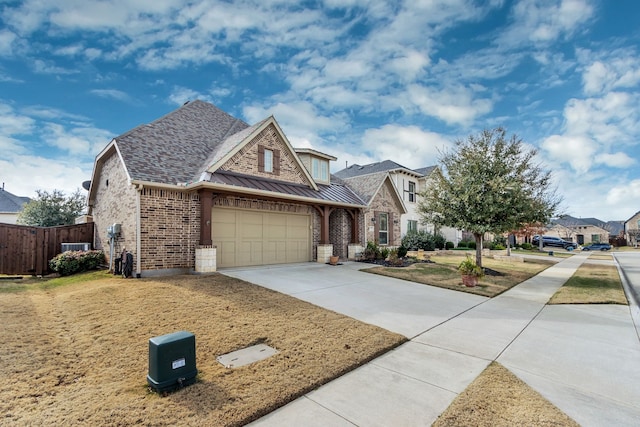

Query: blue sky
[0,0,638,222]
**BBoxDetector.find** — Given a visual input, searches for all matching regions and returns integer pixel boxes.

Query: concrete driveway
[223,256,640,426]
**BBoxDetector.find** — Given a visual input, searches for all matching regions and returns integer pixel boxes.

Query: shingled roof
[340,172,392,205]
[0,187,30,213]
[115,100,249,185]
[335,160,435,179]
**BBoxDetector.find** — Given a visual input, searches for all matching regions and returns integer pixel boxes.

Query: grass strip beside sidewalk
[549,261,627,305]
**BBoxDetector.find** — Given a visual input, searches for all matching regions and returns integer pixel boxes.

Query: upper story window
[258,145,280,175]
[407,181,416,202]
[312,157,329,182]
[264,149,273,173]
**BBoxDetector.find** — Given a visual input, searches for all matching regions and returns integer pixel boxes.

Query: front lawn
[0,272,405,426]
[364,254,556,297]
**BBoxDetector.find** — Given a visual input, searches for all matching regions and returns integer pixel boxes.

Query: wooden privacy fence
[0,222,94,275]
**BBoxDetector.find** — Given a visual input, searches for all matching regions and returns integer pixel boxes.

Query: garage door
[211,207,311,268]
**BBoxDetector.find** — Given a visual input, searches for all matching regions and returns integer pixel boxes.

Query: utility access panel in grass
[147,331,197,393]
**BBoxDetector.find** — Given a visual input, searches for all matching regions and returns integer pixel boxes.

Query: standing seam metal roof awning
[207,170,365,206]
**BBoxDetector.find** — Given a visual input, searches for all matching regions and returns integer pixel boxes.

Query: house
[625,211,640,247]
[547,215,611,245]
[334,161,462,244]
[0,184,30,224]
[336,172,406,249]
[87,100,408,276]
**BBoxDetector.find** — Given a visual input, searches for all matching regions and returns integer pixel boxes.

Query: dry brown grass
[433,362,579,427]
[0,272,405,426]
[365,255,555,297]
[549,262,627,305]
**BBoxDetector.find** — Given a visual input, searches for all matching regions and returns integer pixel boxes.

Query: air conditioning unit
[61,242,91,252]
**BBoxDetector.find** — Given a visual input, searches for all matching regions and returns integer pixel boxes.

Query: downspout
[136,184,142,277]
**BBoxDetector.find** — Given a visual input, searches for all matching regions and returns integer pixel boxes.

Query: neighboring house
[0,184,30,224]
[87,100,371,277]
[625,211,640,247]
[546,215,610,245]
[336,172,406,248]
[334,161,462,244]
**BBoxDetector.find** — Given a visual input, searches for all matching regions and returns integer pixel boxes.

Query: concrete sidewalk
[226,253,640,426]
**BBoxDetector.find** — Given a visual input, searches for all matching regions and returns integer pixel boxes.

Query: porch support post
[347,209,360,243]
[313,205,334,244]
[198,189,213,246]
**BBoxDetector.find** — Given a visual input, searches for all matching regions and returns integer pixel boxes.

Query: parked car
[532,235,578,250]
[582,242,612,251]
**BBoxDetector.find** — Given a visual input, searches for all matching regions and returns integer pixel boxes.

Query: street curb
[613,253,640,341]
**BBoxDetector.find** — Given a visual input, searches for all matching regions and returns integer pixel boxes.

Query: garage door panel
[212,207,310,268]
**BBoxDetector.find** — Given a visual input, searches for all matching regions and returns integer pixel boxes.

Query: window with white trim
[408,220,418,233]
[407,181,416,202]
[311,157,329,181]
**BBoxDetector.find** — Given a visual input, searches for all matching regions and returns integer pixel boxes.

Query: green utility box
[147,331,197,393]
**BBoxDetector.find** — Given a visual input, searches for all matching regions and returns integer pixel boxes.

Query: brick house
[87,100,403,276]
[335,161,462,244]
[625,211,640,247]
[547,215,611,245]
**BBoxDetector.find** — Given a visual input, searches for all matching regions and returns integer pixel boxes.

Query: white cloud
[582,54,640,96]
[0,29,17,56]
[606,179,640,217]
[0,103,35,135]
[541,134,597,174]
[42,122,113,156]
[596,152,636,169]
[360,125,453,169]
[167,86,212,106]
[405,84,493,126]
[32,59,78,75]
[497,0,594,48]
[0,155,92,199]
[90,89,133,103]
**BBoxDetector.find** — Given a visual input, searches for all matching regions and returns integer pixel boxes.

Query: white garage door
[211,207,311,268]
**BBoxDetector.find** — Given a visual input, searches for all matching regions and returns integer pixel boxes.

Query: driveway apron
[225,253,640,426]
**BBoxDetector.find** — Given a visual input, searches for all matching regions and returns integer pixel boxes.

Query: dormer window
[312,158,328,182]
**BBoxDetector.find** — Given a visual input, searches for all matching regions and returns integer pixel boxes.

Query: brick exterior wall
[220,124,309,185]
[91,152,138,266]
[139,188,200,272]
[329,209,351,259]
[366,180,402,246]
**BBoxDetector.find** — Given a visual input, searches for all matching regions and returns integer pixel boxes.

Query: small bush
[457,241,468,248]
[49,250,106,276]
[379,247,390,260]
[434,234,446,250]
[445,241,454,250]
[468,241,477,249]
[402,230,439,251]
[364,241,380,260]
[397,245,408,258]
[521,242,533,250]
[491,244,506,250]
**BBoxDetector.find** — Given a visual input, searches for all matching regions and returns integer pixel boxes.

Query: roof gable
[342,172,406,213]
[335,160,429,179]
[206,117,318,190]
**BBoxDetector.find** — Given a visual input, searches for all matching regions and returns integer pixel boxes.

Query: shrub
[468,241,477,249]
[364,241,380,260]
[397,245,408,258]
[379,247,390,260]
[49,250,106,276]
[445,241,454,250]
[491,244,506,250]
[387,248,404,266]
[457,241,468,248]
[434,234,446,250]
[521,242,533,250]
[401,230,437,251]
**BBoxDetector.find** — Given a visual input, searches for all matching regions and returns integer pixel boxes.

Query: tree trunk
[507,233,511,256]
[474,232,483,267]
